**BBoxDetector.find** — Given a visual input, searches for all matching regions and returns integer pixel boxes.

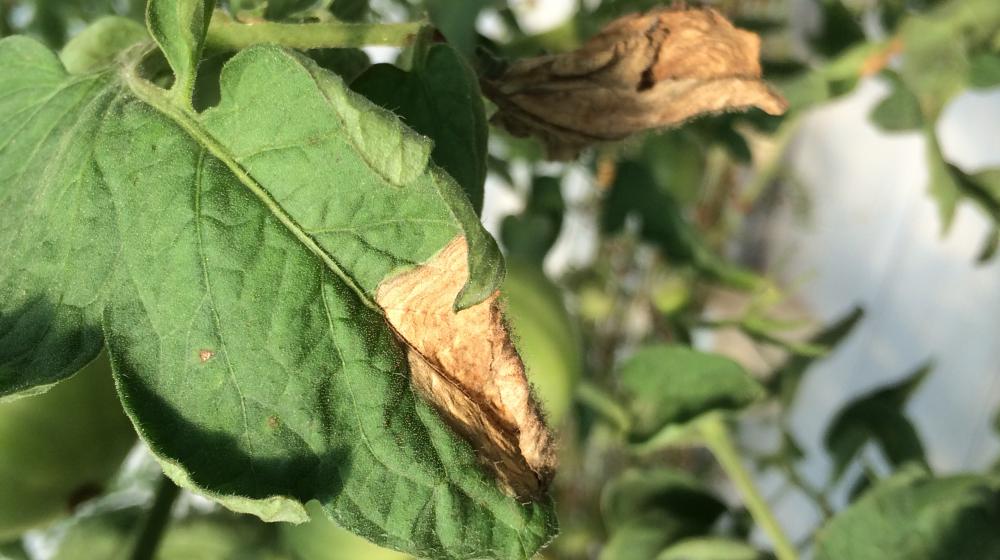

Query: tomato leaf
[815,468,1000,560]
[870,74,924,132]
[620,346,764,445]
[0,27,554,560]
[599,469,726,560]
[146,0,215,103]
[59,16,148,75]
[823,363,931,484]
[351,43,489,214]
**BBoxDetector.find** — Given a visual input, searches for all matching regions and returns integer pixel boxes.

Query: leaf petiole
[699,414,799,560]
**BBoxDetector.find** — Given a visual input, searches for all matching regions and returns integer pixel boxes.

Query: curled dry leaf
[376,236,556,500]
[483,7,788,159]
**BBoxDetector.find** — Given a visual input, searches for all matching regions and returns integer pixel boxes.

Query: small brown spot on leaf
[199,349,215,363]
[483,7,788,159]
[376,237,556,500]
[267,416,280,429]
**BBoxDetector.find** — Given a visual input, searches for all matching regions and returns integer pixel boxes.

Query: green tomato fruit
[502,259,583,425]
[0,352,136,540]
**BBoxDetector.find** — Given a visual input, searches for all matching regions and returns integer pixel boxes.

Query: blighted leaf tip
[376,236,557,500]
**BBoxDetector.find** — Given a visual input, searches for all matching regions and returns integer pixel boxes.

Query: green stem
[130,475,181,560]
[700,415,798,560]
[205,18,425,51]
[780,460,834,519]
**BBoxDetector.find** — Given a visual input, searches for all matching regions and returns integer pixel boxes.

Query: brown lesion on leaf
[375,236,556,501]
[199,349,215,363]
[483,7,788,159]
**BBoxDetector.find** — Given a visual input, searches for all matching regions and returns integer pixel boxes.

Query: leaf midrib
[119,56,379,313]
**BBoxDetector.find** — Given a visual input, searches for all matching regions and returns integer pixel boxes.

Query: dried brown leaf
[484,7,788,159]
[375,236,556,500]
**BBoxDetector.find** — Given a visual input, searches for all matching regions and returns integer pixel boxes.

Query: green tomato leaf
[823,363,931,483]
[870,75,924,132]
[308,48,371,82]
[815,468,1000,560]
[351,44,489,213]
[926,131,963,230]
[620,346,764,444]
[0,37,123,400]
[599,469,726,560]
[970,54,1000,89]
[59,17,149,75]
[501,176,565,263]
[896,0,1000,118]
[768,307,864,407]
[599,521,686,560]
[656,538,763,560]
[0,351,135,540]
[424,0,491,57]
[0,34,555,560]
[146,0,215,103]
[808,0,866,59]
[600,469,726,532]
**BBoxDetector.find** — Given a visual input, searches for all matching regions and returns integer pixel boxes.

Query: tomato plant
[2,1,1000,559]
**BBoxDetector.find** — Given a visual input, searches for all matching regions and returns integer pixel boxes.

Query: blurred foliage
[815,468,1000,559]
[823,363,932,484]
[2,0,1000,559]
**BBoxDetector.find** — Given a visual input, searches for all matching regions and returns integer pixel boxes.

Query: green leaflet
[146,0,214,104]
[0,31,553,560]
[352,44,489,214]
[815,468,1000,560]
[0,38,121,401]
[870,74,923,132]
[59,16,149,75]
[619,346,764,444]
[598,469,725,560]
[823,363,931,484]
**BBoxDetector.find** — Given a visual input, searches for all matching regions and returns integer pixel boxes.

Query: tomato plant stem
[130,474,181,560]
[205,18,425,51]
[700,415,799,560]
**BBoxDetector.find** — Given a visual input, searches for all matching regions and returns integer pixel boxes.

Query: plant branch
[130,474,181,560]
[205,16,425,51]
[700,415,798,560]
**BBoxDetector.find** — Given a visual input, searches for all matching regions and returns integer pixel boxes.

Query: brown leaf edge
[375,236,556,501]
